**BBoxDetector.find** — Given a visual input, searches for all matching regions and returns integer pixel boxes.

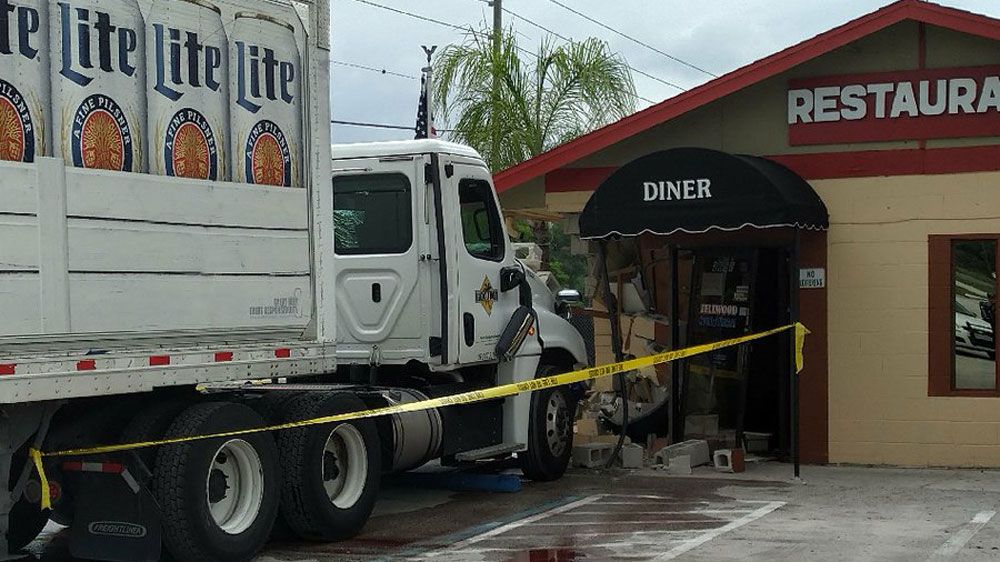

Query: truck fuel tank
[375,388,443,473]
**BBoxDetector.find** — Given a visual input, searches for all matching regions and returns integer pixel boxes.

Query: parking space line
[532,519,725,525]
[930,510,997,558]
[500,530,704,539]
[650,501,786,561]
[568,509,755,515]
[432,494,604,553]
[597,501,711,506]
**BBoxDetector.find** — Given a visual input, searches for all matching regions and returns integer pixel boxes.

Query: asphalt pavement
[28,462,1000,561]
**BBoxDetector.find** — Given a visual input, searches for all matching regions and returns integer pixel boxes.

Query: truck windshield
[333,173,412,254]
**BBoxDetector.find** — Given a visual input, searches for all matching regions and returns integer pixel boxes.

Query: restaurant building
[495,0,1000,466]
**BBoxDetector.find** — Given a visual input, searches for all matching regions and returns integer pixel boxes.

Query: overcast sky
[329,0,1000,144]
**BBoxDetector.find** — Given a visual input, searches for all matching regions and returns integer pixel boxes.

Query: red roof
[494,0,1000,193]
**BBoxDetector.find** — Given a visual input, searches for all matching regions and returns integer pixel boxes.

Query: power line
[344,1,532,74]
[348,0,474,35]
[501,6,681,97]
[345,0,660,111]
[332,119,454,133]
[333,59,418,80]
[543,0,718,78]
[333,119,414,131]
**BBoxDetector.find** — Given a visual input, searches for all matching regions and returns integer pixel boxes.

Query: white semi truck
[0,0,588,560]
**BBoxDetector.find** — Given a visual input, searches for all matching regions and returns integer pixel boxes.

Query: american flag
[415,46,436,139]
[414,74,435,139]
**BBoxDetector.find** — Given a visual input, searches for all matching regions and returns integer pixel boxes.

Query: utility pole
[491,0,502,53]
[487,0,502,170]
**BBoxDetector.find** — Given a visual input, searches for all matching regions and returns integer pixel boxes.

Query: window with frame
[333,173,412,255]
[929,235,1000,396]
[459,178,505,261]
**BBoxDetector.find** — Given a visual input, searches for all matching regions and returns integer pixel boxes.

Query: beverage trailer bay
[0,1,588,560]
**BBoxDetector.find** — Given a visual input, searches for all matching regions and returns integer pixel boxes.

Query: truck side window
[459,178,505,261]
[333,173,412,255]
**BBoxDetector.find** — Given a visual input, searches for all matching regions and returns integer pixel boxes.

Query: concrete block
[618,443,644,469]
[713,448,745,473]
[667,454,692,475]
[655,439,710,467]
[575,417,602,436]
[572,443,614,468]
[744,432,771,454]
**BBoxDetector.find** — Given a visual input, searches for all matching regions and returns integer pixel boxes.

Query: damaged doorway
[680,246,792,457]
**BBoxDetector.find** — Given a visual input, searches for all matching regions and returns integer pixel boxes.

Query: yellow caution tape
[29,447,49,511]
[28,322,808,510]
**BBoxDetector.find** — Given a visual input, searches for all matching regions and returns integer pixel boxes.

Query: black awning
[579,148,829,239]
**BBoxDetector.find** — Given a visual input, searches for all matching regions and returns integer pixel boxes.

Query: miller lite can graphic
[51,0,145,172]
[0,0,48,162]
[147,0,228,181]
[230,12,301,188]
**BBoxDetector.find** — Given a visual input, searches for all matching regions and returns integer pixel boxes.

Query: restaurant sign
[787,65,1000,145]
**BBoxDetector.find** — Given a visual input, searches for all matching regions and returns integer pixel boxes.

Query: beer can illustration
[51,0,145,172]
[0,0,48,162]
[230,12,301,188]
[147,0,228,181]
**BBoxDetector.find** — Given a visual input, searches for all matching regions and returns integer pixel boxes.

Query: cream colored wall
[820,170,1000,467]
[498,177,546,210]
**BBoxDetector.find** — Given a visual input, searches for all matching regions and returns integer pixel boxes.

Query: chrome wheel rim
[205,439,264,535]
[321,424,368,509]
[545,390,571,458]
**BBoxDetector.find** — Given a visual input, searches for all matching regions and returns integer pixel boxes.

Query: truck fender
[498,354,541,446]
[499,308,588,446]
[534,308,589,368]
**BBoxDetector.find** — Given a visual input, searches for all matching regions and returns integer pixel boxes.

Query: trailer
[0,1,588,560]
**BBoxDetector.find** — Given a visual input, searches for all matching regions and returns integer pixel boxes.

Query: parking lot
[29,463,1000,561]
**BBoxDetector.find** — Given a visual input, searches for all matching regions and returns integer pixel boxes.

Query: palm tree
[433,27,637,172]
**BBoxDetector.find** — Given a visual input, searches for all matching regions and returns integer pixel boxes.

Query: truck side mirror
[500,265,525,293]
[556,289,582,304]
[495,305,535,362]
[555,289,582,317]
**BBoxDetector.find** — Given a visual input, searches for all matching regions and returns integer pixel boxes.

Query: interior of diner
[594,229,797,457]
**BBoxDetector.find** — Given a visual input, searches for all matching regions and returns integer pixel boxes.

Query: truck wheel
[120,399,191,474]
[521,365,576,482]
[7,450,48,552]
[250,391,302,423]
[276,392,381,541]
[153,402,279,562]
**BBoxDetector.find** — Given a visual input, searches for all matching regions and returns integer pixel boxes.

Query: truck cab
[331,139,588,473]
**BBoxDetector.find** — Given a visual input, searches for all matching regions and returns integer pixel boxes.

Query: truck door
[332,157,428,362]
[447,160,520,364]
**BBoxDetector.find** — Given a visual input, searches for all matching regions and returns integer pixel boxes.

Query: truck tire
[250,391,302,423]
[521,364,577,482]
[120,399,191,474]
[7,450,48,552]
[276,392,381,541]
[152,402,279,562]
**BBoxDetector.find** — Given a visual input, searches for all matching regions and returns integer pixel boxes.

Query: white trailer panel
[0,0,334,404]
[0,157,312,345]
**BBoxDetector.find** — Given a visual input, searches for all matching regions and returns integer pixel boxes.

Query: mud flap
[69,473,161,562]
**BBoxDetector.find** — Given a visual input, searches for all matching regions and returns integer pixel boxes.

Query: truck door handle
[463,313,475,347]
[371,283,382,303]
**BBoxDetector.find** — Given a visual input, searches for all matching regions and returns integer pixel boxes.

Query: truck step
[455,442,526,462]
